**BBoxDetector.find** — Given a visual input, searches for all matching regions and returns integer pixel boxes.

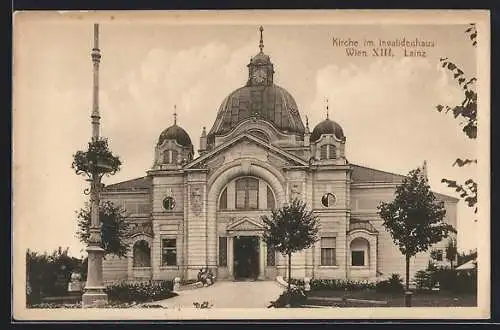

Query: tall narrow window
[235,177,259,210]
[328,145,336,159]
[320,145,328,160]
[163,150,169,163]
[171,150,179,164]
[267,185,275,210]
[321,237,336,266]
[266,243,276,266]
[218,236,227,266]
[161,238,177,266]
[219,188,228,210]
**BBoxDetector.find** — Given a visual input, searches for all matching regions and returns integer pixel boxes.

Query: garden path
[156,280,283,309]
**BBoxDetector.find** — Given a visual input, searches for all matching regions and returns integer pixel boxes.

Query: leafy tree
[445,237,458,269]
[436,23,478,217]
[26,247,84,305]
[76,200,131,258]
[377,167,456,294]
[430,249,443,262]
[261,198,320,292]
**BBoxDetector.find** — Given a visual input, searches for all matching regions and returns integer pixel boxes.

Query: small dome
[158,124,193,147]
[310,118,345,142]
[249,52,271,65]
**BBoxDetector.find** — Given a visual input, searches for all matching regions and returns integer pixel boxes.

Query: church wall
[185,172,209,279]
[151,174,185,280]
[102,254,128,283]
[101,192,151,215]
[351,185,458,282]
[101,191,151,281]
[152,213,183,280]
[308,169,349,279]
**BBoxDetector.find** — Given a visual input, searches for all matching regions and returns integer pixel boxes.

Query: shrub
[375,274,404,294]
[414,270,434,291]
[455,269,477,293]
[26,248,85,306]
[428,266,477,293]
[106,280,175,303]
[308,279,375,291]
[268,287,307,308]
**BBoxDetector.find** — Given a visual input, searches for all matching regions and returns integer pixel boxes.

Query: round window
[163,196,175,211]
[321,193,336,207]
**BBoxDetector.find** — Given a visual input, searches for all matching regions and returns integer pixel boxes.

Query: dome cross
[259,26,264,53]
[173,105,178,125]
[326,98,330,120]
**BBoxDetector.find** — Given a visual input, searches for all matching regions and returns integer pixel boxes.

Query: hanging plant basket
[72,138,122,176]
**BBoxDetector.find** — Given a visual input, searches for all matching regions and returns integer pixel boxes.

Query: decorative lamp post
[81,22,108,307]
[72,23,121,307]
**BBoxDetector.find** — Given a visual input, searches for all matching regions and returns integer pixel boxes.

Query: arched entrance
[206,159,286,280]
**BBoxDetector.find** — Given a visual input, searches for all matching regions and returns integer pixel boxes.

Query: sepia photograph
[12,10,490,320]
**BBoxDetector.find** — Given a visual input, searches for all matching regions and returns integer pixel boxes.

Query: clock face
[252,69,267,84]
[163,196,175,211]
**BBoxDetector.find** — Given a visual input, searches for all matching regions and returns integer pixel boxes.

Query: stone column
[258,237,265,280]
[228,236,234,280]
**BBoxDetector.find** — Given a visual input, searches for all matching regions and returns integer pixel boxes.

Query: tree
[261,198,320,292]
[445,237,458,269]
[76,200,131,258]
[377,167,456,295]
[436,23,478,217]
[26,247,83,305]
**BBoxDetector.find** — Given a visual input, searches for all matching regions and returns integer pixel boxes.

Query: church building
[101,27,458,283]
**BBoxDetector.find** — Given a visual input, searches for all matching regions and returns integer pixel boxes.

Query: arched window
[133,240,151,267]
[219,187,228,210]
[320,144,336,160]
[267,185,275,210]
[235,177,259,210]
[350,237,370,267]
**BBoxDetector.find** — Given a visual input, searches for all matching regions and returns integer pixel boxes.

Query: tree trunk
[287,253,292,292]
[405,254,410,291]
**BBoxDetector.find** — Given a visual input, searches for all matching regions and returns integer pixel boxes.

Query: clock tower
[247,26,274,86]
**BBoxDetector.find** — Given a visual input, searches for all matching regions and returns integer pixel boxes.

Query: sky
[13,14,480,258]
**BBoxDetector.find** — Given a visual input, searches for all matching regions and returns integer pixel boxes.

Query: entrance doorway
[233,236,259,280]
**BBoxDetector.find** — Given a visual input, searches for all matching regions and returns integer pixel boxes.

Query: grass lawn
[308,289,477,307]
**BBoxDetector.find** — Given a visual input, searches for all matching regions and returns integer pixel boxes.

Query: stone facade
[101,31,458,284]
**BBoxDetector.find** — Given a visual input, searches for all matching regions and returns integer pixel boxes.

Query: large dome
[157,124,193,147]
[207,84,305,142]
[310,118,345,142]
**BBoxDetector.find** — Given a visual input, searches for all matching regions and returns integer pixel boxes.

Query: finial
[259,26,264,53]
[305,115,309,128]
[326,98,329,119]
[173,105,177,125]
[93,23,99,49]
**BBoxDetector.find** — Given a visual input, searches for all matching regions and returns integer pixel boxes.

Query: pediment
[185,133,308,170]
[227,217,265,232]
